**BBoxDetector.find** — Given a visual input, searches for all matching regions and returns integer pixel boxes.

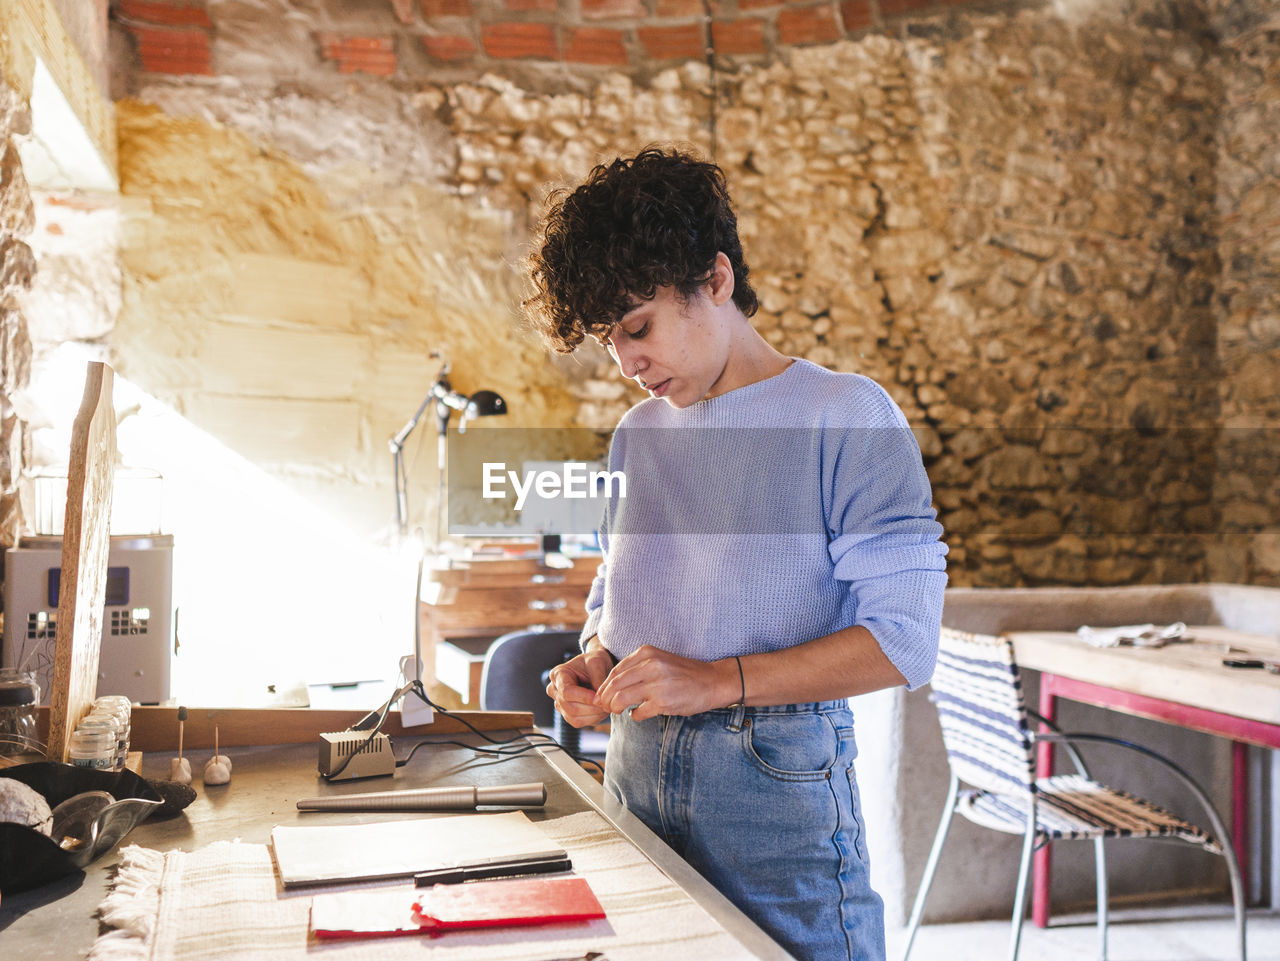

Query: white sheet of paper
[269,810,563,887]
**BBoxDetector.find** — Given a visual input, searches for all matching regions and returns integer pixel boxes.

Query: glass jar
[68,729,116,770]
[92,698,131,745]
[78,714,123,770]
[0,668,40,758]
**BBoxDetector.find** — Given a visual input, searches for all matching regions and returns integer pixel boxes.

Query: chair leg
[1093,837,1108,961]
[901,772,960,961]
[1035,731,1249,960]
[1008,797,1038,961]
[1221,837,1248,961]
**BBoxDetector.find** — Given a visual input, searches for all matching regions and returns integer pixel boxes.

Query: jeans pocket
[741,712,843,782]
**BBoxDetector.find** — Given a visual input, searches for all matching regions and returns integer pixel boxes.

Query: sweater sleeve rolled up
[827,432,948,690]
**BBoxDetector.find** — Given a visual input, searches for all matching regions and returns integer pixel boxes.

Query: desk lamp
[388,355,508,542]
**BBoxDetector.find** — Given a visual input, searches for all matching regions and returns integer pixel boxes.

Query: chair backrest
[931,627,1035,795]
[479,629,583,728]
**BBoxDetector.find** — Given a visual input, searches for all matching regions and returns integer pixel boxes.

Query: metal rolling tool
[296,781,547,811]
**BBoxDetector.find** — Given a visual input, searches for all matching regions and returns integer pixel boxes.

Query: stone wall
[1208,0,1280,584]
[100,0,1280,587]
[110,95,579,538]
[1,0,119,549]
[437,8,1253,587]
[0,81,35,547]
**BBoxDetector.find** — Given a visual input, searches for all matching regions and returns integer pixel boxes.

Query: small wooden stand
[46,362,116,763]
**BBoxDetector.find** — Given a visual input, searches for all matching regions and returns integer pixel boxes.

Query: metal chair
[901,627,1246,961]
[479,629,608,765]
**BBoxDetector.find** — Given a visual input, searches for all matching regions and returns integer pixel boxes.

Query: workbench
[0,714,792,960]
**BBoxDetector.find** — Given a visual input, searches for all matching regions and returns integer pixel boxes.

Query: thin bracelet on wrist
[729,655,745,708]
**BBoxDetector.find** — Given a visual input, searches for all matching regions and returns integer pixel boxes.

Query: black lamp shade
[465,389,507,418]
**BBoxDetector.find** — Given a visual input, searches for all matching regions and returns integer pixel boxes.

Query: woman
[525,147,948,961]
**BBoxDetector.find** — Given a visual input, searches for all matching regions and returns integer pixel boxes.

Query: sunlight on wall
[23,346,422,707]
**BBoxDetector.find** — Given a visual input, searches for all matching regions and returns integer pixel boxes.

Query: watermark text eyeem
[482,462,627,511]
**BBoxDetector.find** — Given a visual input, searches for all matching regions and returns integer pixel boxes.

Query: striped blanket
[89,810,755,961]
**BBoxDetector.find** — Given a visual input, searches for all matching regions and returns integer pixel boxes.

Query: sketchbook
[269,810,565,888]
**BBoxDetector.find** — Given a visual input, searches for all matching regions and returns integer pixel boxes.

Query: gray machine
[2,534,174,704]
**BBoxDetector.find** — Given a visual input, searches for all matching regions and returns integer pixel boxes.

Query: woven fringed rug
[89,810,752,961]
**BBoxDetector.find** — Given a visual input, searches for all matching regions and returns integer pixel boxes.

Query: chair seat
[956,774,1220,852]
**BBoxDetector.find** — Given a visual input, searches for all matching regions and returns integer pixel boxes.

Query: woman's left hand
[594,644,740,721]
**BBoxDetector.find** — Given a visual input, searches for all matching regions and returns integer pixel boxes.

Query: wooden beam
[47,361,116,762]
[32,705,536,752]
[124,706,536,751]
[1,0,118,183]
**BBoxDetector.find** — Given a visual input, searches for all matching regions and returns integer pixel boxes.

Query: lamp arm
[388,357,506,538]
[389,358,463,452]
[390,374,449,535]
[389,389,437,453]
[436,388,472,413]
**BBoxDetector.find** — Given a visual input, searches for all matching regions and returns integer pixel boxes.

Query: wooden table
[1,717,792,961]
[1009,625,1280,928]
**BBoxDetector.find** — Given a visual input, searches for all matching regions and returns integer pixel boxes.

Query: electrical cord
[401,679,605,775]
[325,676,605,779]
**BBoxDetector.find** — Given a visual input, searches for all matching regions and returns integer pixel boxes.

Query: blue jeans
[605,701,885,961]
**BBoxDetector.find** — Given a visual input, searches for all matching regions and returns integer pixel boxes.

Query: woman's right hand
[546,638,615,728]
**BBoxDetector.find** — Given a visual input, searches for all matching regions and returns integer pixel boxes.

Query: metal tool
[1222,657,1280,674]
[296,781,547,811]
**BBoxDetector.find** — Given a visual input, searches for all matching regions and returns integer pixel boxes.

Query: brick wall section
[656,0,707,16]
[564,27,630,65]
[114,1,213,75]
[482,22,559,59]
[319,35,398,76]
[841,0,874,30]
[580,0,647,20]
[777,4,843,45]
[108,0,999,77]
[713,18,767,54]
[638,23,706,61]
[422,0,473,16]
[422,34,478,61]
[116,0,211,27]
[124,25,214,75]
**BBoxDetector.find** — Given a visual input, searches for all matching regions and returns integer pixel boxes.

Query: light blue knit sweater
[579,359,949,691]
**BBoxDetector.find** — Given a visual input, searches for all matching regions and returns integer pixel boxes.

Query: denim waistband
[703,699,850,716]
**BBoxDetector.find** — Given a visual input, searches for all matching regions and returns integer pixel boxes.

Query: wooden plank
[426,564,599,589]
[122,706,535,751]
[428,588,590,630]
[47,362,116,762]
[31,706,536,752]
[1009,625,1280,725]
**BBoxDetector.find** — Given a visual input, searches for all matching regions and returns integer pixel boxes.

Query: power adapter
[318,730,396,781]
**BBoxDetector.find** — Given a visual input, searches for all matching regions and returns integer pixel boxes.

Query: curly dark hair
[525,147,759,353]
